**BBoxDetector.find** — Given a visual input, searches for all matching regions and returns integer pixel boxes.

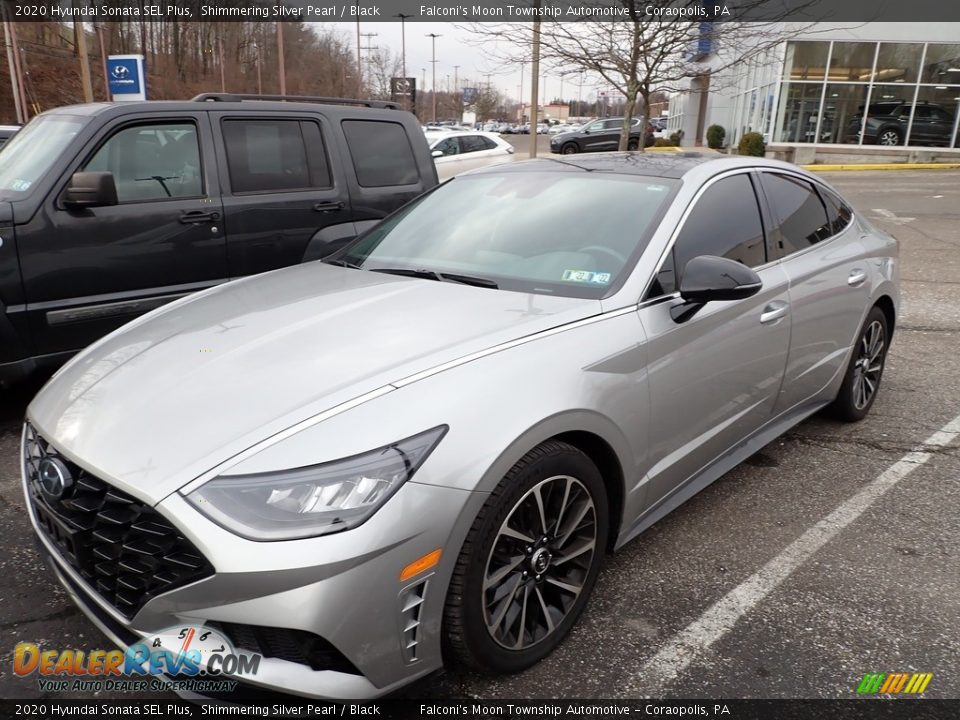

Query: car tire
[443,440,608,673]
[627,139,639,151]
[878,128,901,146]
[828,306,889,422]
[561,143,578,155]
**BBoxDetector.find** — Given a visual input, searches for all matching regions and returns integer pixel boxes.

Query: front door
[18,114,227,355]
[637,172,791,512]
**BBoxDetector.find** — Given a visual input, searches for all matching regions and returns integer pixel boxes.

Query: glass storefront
[738,41,960,148]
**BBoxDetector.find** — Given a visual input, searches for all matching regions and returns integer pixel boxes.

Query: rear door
[638,171,791,511]
[17,113,227,355]
[757,171,870,414]
[456,134,508,173]
[211,112,352,277]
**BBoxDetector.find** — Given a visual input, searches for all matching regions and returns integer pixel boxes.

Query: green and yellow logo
[857,672,933,695]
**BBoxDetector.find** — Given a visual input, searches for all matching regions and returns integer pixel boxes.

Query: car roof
[40,99,406,121]
[467,151,809,180]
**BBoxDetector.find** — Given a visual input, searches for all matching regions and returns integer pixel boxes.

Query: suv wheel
[878,128,901,146]
[561,143,579,155]
[627,139,639,151]
[444,441,608,672]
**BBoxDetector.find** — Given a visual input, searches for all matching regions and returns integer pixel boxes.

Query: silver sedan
[22,153,897,699]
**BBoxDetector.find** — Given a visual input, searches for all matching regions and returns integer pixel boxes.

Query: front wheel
[444,441,608,673]
[878,128,901,146]
[561,143,579,155]
[627,139,639,151]
[829,306,889,422]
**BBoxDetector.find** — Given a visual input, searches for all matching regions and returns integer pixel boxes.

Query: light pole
[276,22,286,95]
[356,21,362,97]
[426,33,441,123]
[519,61,525,122]
[393,13,411,78]
[453,65,460,122]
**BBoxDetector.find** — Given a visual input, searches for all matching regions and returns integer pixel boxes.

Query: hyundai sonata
[22,152,897,699]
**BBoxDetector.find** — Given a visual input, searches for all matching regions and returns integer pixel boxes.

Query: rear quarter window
[342,120,420,187]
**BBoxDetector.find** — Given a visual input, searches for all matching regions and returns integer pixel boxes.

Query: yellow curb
[801,163,960,171]
[646,146,683,152]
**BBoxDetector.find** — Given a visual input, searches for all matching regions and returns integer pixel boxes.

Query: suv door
[17,114,227,355]
[637,172,791,511]
[580,119,614,151]
[757,172,870,414]
[212,113,352,276]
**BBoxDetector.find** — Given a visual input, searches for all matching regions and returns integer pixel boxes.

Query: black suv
[845,101,958,147]
[549,117,655,154]
[0,93,438,385]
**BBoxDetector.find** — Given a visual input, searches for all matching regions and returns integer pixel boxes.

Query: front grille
[208,621,361,675]
[23,423,214,618]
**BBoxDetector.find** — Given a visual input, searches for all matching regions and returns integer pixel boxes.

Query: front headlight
[184,426,447,541]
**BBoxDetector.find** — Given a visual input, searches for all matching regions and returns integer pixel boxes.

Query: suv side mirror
[671,255,762,323]
[63,171,118,208]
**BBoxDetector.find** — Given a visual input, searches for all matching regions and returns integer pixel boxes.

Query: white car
[428,131,515,180]
[549,123,574,135]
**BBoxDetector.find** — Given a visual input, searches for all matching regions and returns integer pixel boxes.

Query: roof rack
[191,93,400,110]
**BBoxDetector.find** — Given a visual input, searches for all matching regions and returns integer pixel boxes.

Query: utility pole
[218,36,225,93]
[276,22,286,95]
[426,33,441,123]
[453,65,460,122]
[253,43,262,95]
[8,21,27,117]
[519,61,525,123]
[96,23,108,99]
[360,31,378,95]
[529,11,540,158]
[394,13,410,78]
[2,21,22,123]
[73,6,93,103]
[356,21,362,97]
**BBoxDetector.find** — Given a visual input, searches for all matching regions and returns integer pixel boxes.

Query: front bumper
[23,439,485,699]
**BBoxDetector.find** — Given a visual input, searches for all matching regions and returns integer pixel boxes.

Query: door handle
[313,201,345,213]
[760,301,789,325]
[848,269,867,287]
[179,210,220,224]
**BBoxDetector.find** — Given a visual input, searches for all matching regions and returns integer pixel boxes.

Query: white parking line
[622,412,960,697]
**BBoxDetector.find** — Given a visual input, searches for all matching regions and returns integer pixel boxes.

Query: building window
[874,43,923,84]
[782,42,830,81]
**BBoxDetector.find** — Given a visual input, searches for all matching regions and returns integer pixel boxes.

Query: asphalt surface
[0,169,958,702]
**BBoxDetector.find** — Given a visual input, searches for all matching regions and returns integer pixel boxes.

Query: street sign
[390,77,416,106]
[106,54,146,101]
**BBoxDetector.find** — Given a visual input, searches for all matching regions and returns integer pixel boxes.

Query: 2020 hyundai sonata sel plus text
[23,153,898,698]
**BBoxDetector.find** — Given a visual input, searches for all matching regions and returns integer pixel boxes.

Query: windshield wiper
[322,258,361,269]
[371,267,498,289]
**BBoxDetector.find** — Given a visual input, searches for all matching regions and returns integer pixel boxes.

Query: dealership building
[667,23,960,160]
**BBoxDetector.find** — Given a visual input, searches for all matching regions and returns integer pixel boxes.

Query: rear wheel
[627,138,639,151]
[444,441,608,673]
[561,143,578,155]
[829,306,889,422]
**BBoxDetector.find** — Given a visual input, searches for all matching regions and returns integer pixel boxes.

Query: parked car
[536,123,551,134]
[844,100,958,147]
[23,152,897,700]
[548,123,575,135]
[550,116,655,154]
[0,93,437,386]
[428,131,515,180]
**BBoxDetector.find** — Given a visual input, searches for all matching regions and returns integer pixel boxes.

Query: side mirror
[671,255,762,323]
[431,149,443,158]
[64,171,118,208]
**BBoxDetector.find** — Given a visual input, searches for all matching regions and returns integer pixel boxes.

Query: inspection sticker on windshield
[563,270,612,285]
[10,179,31,191]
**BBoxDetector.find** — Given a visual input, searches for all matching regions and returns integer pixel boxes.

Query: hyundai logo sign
[106,55,146,100]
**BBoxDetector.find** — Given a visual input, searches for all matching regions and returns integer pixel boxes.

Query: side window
[760,173,832,256]
[434,137,459,156]
[648,174,766,298]
[84,123,202,203]
[586,121,605,132]
[342,120,420,187]
[459,135,492,153]
[222,119,330,193]
[819,187,853,235]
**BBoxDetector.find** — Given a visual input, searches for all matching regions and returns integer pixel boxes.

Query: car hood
[28,263,599,504]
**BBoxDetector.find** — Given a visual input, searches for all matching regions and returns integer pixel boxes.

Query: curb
[801,163,960,172]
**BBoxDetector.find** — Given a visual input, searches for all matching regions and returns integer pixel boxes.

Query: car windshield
[336,171,677,299]
[0,114,85,195]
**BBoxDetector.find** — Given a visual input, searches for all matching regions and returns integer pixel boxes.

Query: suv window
[760,173,832,256]
[84,122,202,202]
[460,135,495,153]
[342,120,420,187]
[222,119,330,193]
[649,173,766,298]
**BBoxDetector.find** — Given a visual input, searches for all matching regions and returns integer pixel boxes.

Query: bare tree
[365,46,402,100]
[463,1,820,150]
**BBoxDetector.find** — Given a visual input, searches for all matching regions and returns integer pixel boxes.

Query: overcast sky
[323,21,608,103]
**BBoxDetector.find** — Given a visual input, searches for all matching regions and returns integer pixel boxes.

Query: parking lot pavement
[0,170,958,701]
